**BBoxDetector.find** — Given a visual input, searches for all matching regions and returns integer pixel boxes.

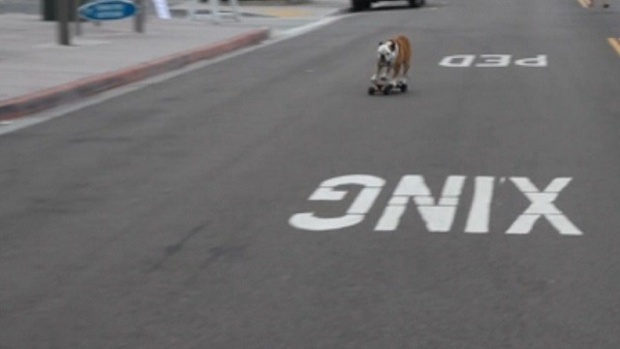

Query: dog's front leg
[390,63,402,86]
[371,62,383,83]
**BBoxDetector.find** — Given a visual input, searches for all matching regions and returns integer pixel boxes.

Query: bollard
[134,0,145,33]
[58,0,70,45]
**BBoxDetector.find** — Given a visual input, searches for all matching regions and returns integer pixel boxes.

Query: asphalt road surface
[1,0,620,347]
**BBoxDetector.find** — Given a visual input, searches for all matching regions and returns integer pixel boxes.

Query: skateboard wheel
[382,84,393,95]
[368,86,376,95]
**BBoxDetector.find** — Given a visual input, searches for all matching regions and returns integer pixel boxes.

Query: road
[1,0,620,347]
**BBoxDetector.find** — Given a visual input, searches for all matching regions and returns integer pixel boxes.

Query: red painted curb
[0,28,270,121]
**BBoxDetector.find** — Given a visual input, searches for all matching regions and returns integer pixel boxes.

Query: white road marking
[507,177,583,236]
[291,175,584,236]
[465,176,495,233]
[440,54,548,67]
[375,175,465,232]
[289,175,385,231]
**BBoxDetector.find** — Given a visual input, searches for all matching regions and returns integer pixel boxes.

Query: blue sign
[78,0,138,21]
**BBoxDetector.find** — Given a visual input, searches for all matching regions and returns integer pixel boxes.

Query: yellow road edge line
[608,38,620,57]
[578,0,590,8]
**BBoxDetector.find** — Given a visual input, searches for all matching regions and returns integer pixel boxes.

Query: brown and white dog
[371,35,412,88]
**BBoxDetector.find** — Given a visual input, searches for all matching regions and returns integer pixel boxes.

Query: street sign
[78,0,138,21]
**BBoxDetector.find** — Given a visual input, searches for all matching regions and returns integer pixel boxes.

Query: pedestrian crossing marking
[607,38,620,57]
[290,175,584,236]
[577,0,591,8]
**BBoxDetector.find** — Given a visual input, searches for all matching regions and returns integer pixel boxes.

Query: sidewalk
[0,0,348,120]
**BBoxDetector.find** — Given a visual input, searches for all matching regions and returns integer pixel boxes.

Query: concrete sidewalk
[0,0,348,120]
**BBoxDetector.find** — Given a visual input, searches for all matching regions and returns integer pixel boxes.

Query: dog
[371,35,412,88]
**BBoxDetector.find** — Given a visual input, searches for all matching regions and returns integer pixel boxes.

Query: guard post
[134,0,145,33]
[58,0,70,45]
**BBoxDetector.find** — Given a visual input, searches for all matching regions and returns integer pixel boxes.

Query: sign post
[134,0,145,33]
[72,0,83,36]
[58,0,70,45]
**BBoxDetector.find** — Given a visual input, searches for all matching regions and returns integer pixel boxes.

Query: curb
[0,28,270,121]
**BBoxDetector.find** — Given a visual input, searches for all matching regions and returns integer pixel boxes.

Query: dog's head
[377,40,398,66]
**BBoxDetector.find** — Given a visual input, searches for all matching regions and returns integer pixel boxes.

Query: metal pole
[73,0,82,36]
[134,0,145,33]
[58,0,71,45]
[211,0,221,24]
[230,0,241,21]
[189,0,196,20]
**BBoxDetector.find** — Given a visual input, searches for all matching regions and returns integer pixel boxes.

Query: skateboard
[368,80,408,95]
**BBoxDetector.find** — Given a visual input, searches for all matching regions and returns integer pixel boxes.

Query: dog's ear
[389,41,396,52]
[378,41,383,46]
